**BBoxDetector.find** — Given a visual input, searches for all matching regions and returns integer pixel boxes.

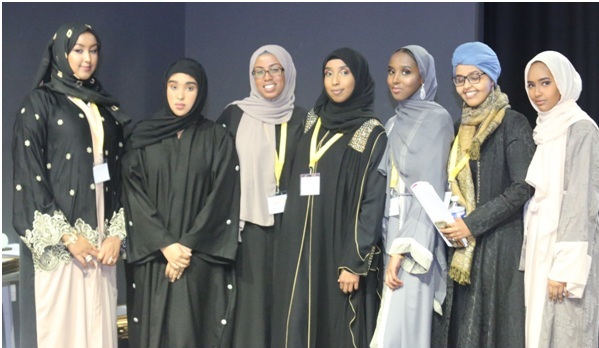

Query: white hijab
[524,51,597,233]
[230,45,296,227]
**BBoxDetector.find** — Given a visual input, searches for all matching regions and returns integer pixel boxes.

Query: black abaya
[122,119,240,348]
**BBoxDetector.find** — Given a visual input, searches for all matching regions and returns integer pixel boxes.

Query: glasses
[252,66,285,79]
[452,71,486,86]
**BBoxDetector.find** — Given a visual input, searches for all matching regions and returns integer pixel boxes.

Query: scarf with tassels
[448,86,509,285]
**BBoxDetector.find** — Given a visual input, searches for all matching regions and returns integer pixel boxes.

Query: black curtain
[484,3,599,126]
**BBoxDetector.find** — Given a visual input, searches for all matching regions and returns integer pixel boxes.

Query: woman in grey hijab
[216,44,307,348]
[370,45,454,348]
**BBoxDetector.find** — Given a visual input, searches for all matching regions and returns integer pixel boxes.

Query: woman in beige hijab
[217,44,307,348]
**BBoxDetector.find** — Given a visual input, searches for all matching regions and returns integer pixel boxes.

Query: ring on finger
[85,255,93,262]
[108,256,114,264]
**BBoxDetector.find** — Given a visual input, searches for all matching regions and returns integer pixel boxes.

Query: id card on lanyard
[300,118,343,196]
[267,123,288,214]
[93,162,110,183]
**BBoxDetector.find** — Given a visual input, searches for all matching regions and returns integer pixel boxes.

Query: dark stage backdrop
[185,2,479,124]
[484,3,599,126]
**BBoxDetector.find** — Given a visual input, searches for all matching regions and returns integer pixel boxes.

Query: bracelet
[63,232,78,247]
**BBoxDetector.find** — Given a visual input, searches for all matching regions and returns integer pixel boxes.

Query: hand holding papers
[410,181,469,248]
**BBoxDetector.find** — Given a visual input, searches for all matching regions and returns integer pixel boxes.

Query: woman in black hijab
[271,48,388,348]
[12,22,129,348]
[122,58,240,348]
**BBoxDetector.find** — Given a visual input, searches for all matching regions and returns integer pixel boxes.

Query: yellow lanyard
[274,123,287,192]
[309,118,343,171]
[390,159,399,189]
[448,134,470,183]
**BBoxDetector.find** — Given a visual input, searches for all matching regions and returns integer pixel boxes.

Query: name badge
[267,193,287,215]
[300,173,320,196]
[389,196,400,216]
[93,162,110,184]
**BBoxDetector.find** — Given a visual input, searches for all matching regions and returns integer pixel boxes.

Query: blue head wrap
[451,42,501,83]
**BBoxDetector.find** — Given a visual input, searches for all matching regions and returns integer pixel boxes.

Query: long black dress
[217,104,307,348]
[272,111,387,348]
[432,109,535,348]
[12,22,129,348]
[122,119,240,348]
[13,86,126,348]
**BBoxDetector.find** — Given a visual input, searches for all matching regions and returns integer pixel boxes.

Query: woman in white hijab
[522,50,599,348]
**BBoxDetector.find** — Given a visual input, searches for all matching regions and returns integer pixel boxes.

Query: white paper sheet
[410,181,468,247]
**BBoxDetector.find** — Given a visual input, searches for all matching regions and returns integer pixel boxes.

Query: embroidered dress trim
[21,209,124,272]
[106,207,127,259]
[304,109,318,134]
[349,119,383,153]
[106,208,126,240]
[21,210,72,272]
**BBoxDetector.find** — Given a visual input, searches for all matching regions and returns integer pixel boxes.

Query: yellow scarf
[448,86,509,285]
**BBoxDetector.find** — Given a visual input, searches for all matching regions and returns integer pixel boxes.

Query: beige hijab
[230,45,296,227]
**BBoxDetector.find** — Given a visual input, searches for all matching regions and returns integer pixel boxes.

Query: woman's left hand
[338,270,360,294]
[98,236,121,266]
[385,254,405,290]
[548,279,568,303]
[165,262,184,282]
[439,218,472,247]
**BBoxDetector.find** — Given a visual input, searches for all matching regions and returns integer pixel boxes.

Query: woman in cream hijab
[522,50,599,348]
[217,44,307,348]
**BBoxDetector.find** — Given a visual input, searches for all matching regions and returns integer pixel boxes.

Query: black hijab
[126,58,208,150]
[313,47,376,133]
[33,22,129,125]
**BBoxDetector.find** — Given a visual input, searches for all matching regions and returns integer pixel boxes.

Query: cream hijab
[230,45,296,227]
[524,51,598,234]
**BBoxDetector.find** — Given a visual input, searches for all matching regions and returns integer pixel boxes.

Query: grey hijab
[379,45,453,193]
[231,45,296,227]
[230,44,296,122]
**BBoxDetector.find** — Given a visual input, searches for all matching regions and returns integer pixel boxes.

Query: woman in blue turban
[432,41,535,347]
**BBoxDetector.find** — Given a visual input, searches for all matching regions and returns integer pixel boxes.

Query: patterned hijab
[33,22,129,125]
[230,45,297,227]
[314,47,376,133]
[126,58,208,150]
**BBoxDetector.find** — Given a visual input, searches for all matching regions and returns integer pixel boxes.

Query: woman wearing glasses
[522,51,599,348]
[432,41,535,348]
[271,47,387,348]
[217,44,307,348]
